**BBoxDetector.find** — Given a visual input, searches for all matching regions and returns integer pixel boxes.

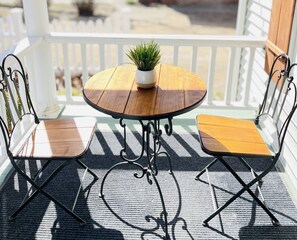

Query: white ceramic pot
[135,68,157,89]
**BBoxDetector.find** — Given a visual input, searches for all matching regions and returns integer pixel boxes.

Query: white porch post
[231,0,248,102]
[22,0,61,118]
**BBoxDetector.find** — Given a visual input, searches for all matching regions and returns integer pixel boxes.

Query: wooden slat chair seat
[195,54,297,227]
[197,115,272,157]
[0,54,99,225]
[17,117,96,159]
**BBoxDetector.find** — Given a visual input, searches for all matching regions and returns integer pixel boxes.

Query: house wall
[237,0,272,103]
[239,0,297,201]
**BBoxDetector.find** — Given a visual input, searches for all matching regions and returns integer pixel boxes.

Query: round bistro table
[83,64,206,239]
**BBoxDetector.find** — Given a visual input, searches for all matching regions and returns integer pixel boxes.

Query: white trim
[278,1,297,206]
[0,157,12,188]
[288,2,297,61]
[236,0,248,35]
[45,33,265,47]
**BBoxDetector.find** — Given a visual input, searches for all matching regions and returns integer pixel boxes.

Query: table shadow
[101,172,194,240]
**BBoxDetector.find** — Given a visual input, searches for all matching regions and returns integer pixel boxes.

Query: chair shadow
[239,225,297,239]
[197,178,297,239]
[0,161,51,239]
[0,159,108,240]
[101,171,194,240]
[86,130,277,173]
[51,220,124,240]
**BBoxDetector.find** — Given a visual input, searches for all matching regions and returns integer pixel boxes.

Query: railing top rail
[0,37,42,59]
[45,33,266,48]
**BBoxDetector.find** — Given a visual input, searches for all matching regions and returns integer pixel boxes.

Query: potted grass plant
[126,41,161,89]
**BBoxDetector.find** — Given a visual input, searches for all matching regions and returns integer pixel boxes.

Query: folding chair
[195,53,297,226]
[0,54,98,225]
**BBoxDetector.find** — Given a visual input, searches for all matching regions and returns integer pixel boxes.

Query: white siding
[240,0,297,199]
[238,0,272,105]
[285,20,297,198]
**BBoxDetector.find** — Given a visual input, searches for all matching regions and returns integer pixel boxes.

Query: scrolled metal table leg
[99,119,146,198]
[145,120,170,238]
[151,172,170,240]
[100,118,173,238]
[99,161,148,198]
[163,118,174,173]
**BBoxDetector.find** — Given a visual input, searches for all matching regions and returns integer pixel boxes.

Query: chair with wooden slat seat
[0,54,99,225]
[195,54,297,226]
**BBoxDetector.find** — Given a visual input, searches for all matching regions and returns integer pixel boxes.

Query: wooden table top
[83,64,207,120]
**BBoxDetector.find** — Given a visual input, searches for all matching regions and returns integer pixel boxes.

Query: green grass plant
[126,41,161,71]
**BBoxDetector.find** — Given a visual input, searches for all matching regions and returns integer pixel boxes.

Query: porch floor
[1,106,297,239]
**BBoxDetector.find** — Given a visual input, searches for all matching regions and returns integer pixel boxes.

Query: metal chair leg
[75,158,99,180]
[195,158,218,180]
[219,158,279,225]
[9,190,39,220]
[42,189,86,225]
[203,157,279,226]
[238,157,262,182]
[10,158,86,224]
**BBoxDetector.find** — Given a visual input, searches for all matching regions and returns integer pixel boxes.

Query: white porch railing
[0,7,266,110]
[0,33,265,167]
[0,9,26,52]
[45,33,266,109]
[0,33,267,114]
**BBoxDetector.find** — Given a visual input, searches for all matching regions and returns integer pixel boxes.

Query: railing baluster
[275,81,289,124]
[63,43,72,103]
[96,19,103,32]
[104,17,112,32]
[244,47,256,106]
[87,20,95,71]
[71,44,77,74]
[81,43,88,86]
[173,46,179,66]
[191,46,198,73]
[0,89,7,123]
[19,56,30,113]
[4,69,19,124]
[230,47,242,102]
[207,47,217,105]
[51,19,60,69]
[0,92,8,163]
[99,44,105,70]
[105,44,111,68]
[118,44,124,65]
[224,47,236,105]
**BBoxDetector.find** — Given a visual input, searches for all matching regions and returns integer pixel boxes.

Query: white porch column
[231,0,248,102]
[22,0,61,118]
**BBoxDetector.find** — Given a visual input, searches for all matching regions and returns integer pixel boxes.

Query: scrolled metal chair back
[0,65,11,151]
[0,115,9,150]
[2,54,39,125]
[256,54,296,156]
[276,63,297,155]
[0,54,39,151]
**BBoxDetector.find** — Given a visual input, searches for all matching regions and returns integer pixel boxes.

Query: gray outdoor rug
[1,118,297,240]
